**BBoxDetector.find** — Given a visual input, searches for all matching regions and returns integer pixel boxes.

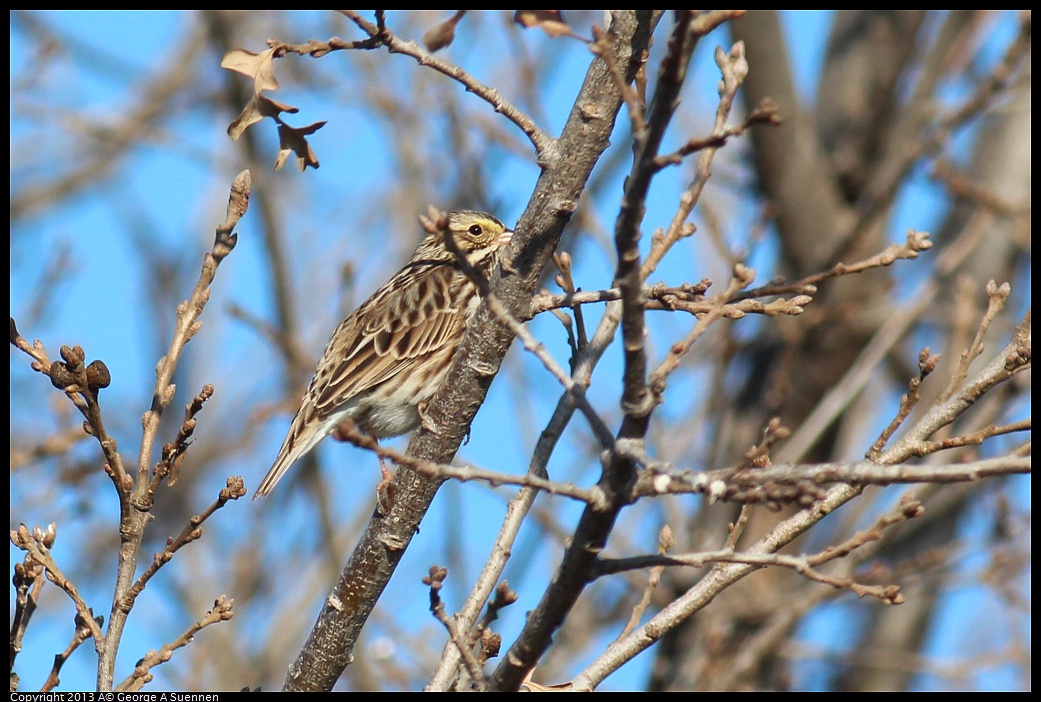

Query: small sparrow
[255,209,513,498]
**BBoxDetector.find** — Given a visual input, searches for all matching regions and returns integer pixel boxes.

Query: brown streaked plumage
[255,210,512,498]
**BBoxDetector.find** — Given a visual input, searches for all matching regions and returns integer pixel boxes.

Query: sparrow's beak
[499,229,514,246]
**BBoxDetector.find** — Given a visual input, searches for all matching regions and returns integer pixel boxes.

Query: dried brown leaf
[259,96,300,117]
[274,121,326,171]
[226,97,260,140]
[222,48,287,141]
[220,48,279,92]
[514,10,572,38]
[422,10,467,53]
[227,95,301,142]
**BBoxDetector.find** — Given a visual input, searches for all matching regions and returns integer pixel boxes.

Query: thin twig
[424,567,487,691]
[116,596,235,692]
[335,11,554,160]
[596,549,903,603]
[643,455,1031,502]
[335,422,605,506]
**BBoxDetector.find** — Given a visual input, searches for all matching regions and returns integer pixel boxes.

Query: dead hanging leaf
[221,47,279,93]
[222,45,324,169]
[275,121,326,171]
[227,94,301,142]
[260,96,300,116]
[513,10,574,38]
[226,101,262,142]
[222,47,289,141]
[422,10,467,52]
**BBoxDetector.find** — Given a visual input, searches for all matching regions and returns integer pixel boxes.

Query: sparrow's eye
[468,224,483,236]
